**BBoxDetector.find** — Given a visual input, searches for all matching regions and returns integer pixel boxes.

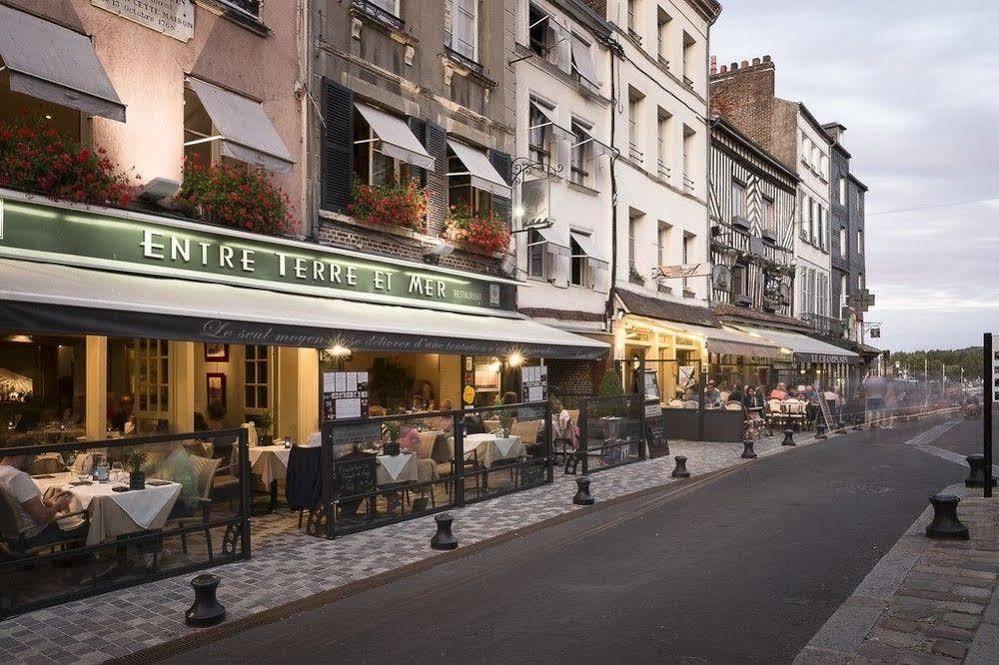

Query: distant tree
[889,346,982,382]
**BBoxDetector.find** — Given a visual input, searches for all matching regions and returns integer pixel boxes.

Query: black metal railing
[319,402,551,538]
[0,428,250,619]
[218,0,260,18]
[557,394,645,475]
[802,312,845,339]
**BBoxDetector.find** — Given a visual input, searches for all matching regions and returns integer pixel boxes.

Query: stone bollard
[925,494,969,540]
[430,512,458,550]
[781,429,795,446]
[671,455,690,478]
[185,574,226,627]
[572,475,595,505]
[964,454,997,488]
[741,438,757,459]
[815,421,828,439]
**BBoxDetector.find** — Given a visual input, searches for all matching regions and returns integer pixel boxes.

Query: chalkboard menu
[322,371,369,420]
[643,369,662,418]
[333,451,377,504]
[521,365,548,403]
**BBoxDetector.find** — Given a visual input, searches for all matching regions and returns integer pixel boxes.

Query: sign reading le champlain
[0,198,516,312]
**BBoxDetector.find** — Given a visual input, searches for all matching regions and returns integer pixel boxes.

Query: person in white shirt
[862,373,889,427]
[0,452,87,546]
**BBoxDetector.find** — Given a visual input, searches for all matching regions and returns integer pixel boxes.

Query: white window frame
[839,227,847,258]
[369,0,400,17]
[244,345,272,412]
[569,118,593,187]
[134,339,169,423]
[569,231,590,287]
[731,179,747,222]
[527,229,547,279]
[838,176,847,205]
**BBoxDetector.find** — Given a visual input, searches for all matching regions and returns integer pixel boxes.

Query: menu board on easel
[322,371,369,420]
[643,370,662,417]
[521,365,548,403]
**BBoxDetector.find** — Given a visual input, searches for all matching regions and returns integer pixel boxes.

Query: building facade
[709,55,834,336]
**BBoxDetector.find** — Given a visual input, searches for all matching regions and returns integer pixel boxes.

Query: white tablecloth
[376,453,418,486]
[248,446,291,485]
[36,472,181,546]
[455,433,525,468]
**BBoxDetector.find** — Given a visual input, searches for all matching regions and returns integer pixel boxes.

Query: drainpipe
[604,38,624,341]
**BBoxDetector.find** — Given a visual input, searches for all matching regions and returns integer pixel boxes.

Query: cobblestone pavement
[795,488,999,665]
[1,430,818,665]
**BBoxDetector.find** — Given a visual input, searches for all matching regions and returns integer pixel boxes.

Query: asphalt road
[163,416,970,665]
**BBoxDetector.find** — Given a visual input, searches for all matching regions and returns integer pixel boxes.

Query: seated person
[703,380,722,408]
[769,383,789,400]
[429,399,455,434]
[0,451,88,545]
[727,385,746,406]
[744,386,765,414]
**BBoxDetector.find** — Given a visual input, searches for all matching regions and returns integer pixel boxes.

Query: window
[857,191,864,214]
[818,207,826,250]
[808,199,815,242]
[858,273,865,291]
[817,273,828,317]
[857,229,864,254]
[682,124,695,189]
[628,213,640,272]
[528,4,556,60]
[449,0,478,61]
[839,227,847,258]
[245,345,270,410]
[762,195,775,232]
[135,339,169,420]
[528,100,554,166]
[570,33,597,87]
[731,262,748,298]
[447,149,493,216]
[570,232,589,286]
[819,154,828,180]
[731,179,747,223]
[681,31,695,86]
[353,110,415,187]
[838,176,847,205]
[682,232,694,292]
[628,88,643,162]
[570,119,593,186]
[627,0,641,41]
[656,109,671,178]
[656,8,671,68]
[800,194,809,239]
[527,229,547,278]
[807,269,816,315]
[840,275,848,309]
[368,0,398,15]
[657,222,671,266]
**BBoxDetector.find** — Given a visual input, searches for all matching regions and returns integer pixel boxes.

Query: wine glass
[111,461,124,485]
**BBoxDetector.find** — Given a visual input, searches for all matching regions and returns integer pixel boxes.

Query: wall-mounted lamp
[508,351,524,368]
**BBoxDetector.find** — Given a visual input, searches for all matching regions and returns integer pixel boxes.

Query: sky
[711,1,999,352]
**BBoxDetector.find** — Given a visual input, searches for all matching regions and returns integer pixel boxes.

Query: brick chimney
[709,55,777,153]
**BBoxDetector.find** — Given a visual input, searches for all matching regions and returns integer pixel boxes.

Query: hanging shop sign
[91,0,195,42]
[0,197,516,312]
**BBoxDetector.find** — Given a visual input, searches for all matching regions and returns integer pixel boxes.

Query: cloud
[712,1,999,351]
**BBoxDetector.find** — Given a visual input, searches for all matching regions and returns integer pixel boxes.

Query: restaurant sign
[0,198,516,313]
[91,0,195,42]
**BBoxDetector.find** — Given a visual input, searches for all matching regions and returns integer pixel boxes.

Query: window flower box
[175,157,294,237]
[348,180,428,233]
[442,204,511,256]
[0,115,137,207]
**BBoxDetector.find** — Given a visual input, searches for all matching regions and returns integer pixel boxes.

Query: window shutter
[407,117,428,187]
[321,78,354,213]
[424,120,448,232]
[488,149,513,223]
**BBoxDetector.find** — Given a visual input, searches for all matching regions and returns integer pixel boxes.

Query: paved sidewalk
[1,430,817,665]
[794,487,999,665]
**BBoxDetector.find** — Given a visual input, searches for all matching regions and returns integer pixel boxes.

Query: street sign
[870,327,881,338]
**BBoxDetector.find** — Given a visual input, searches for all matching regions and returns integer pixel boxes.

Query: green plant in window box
[443,204,512,256]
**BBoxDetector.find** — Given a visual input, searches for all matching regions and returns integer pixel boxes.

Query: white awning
[571,124,617,158]
[0,259,607,360]
[657,322,783,358]
[569,33,598,86]
[529,100,574,141]
[732,326,860,365]
[185,78,295,174]
[355,101,435,170]
[529,226,569,257]
[447,140,511,198]
[0,5,125,122]
[569,231,608,270]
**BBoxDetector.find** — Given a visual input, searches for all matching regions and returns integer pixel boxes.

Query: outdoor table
[248,444,292,511]
[375,452,418,486]
[454,433,525,469]
[35,472,182,546]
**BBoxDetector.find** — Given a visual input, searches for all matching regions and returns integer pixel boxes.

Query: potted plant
[442,204,511,256]
[382,420,401,456]
[248,411,273,445]
[595,369,626,438]
[126,452,148,490]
